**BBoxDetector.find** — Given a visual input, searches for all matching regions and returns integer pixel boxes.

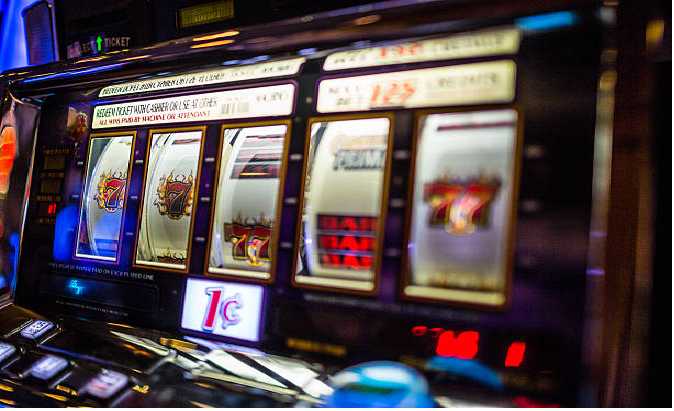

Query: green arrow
[96,35,103,52]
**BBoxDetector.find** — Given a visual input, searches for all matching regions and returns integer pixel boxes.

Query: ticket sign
[323,27,520,71]
[99,58,305,97]
[316,61,515,113]
[208,124,289,280]
[404,110,519,307]
[181,278,265,343]
[135,129,204,271]
[92,84,295,129]
[294,117,391,292]
[75,134,134,262]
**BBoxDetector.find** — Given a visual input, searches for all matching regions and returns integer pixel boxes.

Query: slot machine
[0,0,651,407]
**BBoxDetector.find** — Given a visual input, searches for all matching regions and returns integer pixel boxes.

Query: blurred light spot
[505,342,526,367]
[646,19,665,51]
[353,15,381,26]
[516,11,577,32]
[190,39,234,49]
[119,55,150,62]
[193,31,239,42]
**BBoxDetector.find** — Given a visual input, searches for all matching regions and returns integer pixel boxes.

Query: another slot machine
[0,0,633,407]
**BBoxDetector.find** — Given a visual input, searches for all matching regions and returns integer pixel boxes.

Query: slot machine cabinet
[0,0,650,407]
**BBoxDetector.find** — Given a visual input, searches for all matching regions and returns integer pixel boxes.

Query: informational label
[295,117,390,292]
[92,84,295,129]
[208,124,289,280]
[324,27,521,71]
[404,110,518,307]
[181,278,265,342]
[99,58,305,97]
[316,61,515,113]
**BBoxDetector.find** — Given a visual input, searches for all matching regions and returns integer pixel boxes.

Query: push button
[20,320,55,340]
[29,355,69,381]
[0,342,16,364]
[83,369,128,400]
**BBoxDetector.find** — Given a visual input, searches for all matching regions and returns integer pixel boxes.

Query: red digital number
[436,330,480,360]
[369,80,416,107]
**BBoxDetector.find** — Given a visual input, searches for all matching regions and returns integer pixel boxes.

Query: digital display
[294,117,391,292]
[92,84,295,129]
[323,27,520,71]
[135,129,204,271]
[317,61,516,113]
[404,110,519,306]
[208,124,289,280]
[99,58,305,97]
[181,278,264,343]
[75,134,134,262]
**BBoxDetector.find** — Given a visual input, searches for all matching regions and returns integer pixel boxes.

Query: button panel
[83,369,128,400]
[0,342,16,364]
[29,355,69,381]
[19,320,55,340]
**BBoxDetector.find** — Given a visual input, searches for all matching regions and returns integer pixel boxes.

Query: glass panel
[135,130,203,270]
[295,117,390,292]
[405,109,518,306]
[75,134,134,261]
[208,124,288,279]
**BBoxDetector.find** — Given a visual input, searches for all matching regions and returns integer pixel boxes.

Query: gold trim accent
[204,119,292,284]
[159,337,198,351]
[291,112,395,296]
[133,125,207,273]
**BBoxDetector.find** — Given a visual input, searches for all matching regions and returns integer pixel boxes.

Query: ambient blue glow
[0,0,33,71]
[326,361,434,408]
[515,11,578,31]
[426,356,503,391]
[53,205,78,262]
[67,279,85,296]
[298,48,317,56]
[22,63,127,83]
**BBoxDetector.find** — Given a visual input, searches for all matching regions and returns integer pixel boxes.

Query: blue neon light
[67,278,85,295]
[21,63,127,83]
[515,11,578,32]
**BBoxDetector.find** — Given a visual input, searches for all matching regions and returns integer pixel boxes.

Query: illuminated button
[0,342,16,363]
[20,320,55,340]
[29,355,68,380]
[83,369,128,399]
